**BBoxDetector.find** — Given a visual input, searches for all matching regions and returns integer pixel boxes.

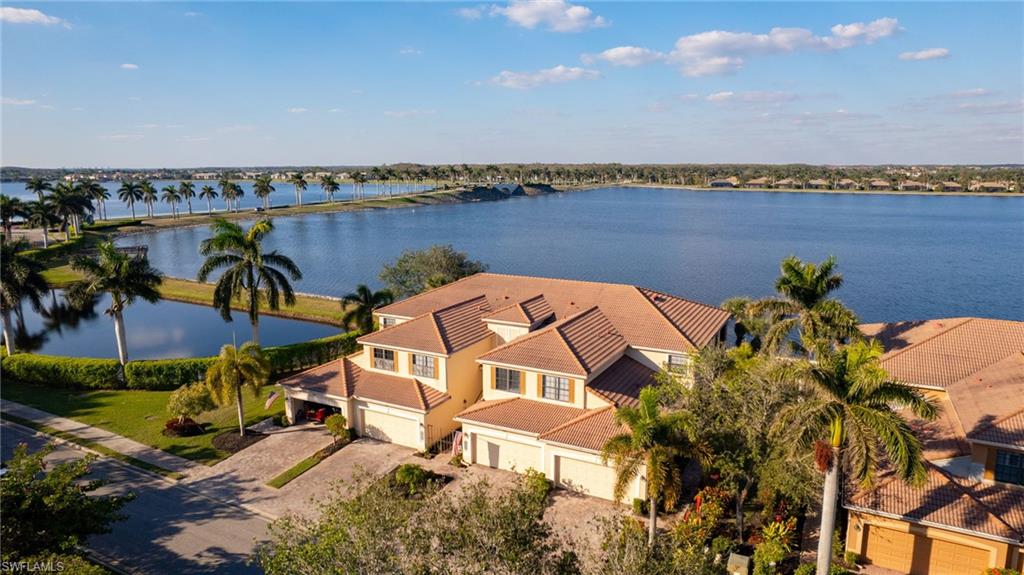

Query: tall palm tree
[602,387,710,544]
[178,181,196,215]
[751,256,860,357]
[218,178,235,212]
[160,185,181,218]
[76,181,109,221]
[49,182,93,241]
[199,185,218,215]
[229,181,244,212]
[23,200,54,248]
[205,341,270,436]
[25,177,51,202]
[0,195,25,236]
[780,340,938,575]
[140,180,158,218]
[721,296,783,353]
[0,240,49,355]
[352,172,367,198]
[197,218,302,345]
[117,180,143,220]
[288,172,307,206]
[68,242,163,366]
[320,174,340,203]
[253,175,275,210]
[341,284,393,332]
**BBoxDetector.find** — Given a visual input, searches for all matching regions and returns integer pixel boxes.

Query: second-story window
[380,316,396,328]
[542,375,570,402]
[494,368,521,393]
[373,348,395,371]
[667,354,691,376]
[995,450,1024,486]
[412,354,435,378]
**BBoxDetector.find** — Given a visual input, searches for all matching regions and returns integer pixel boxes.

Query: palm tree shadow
[865,320,930,352]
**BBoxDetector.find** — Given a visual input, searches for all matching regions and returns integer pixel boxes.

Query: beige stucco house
[279,273,730,501]
[845,318,1024,574]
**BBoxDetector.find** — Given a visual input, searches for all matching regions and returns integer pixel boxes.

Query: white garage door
[555,455,618,500]
[476,436,540,472]
[360,409,419,448]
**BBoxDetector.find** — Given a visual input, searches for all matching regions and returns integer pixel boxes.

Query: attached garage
[862,525,991,575]
[554,455,618,500]
[359,408,420,448]
[474,435,540,472]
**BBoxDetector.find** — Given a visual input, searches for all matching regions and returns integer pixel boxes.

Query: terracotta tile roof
[539,407,623,452]
[902,394,971,461]
[860,318,1024,389]
[846,463,1024,543]
[374,273,729,354]
[807,179,829,185]
[587,355,658,408]
[483,294,553,326]
[478,306,627,376]
[946,352,1024,449]
[359,295,493,355]
[280,356,450,411]
[455,397,587,435]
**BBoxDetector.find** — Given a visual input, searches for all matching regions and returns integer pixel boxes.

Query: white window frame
[542,375,570,402]
[411,354,435,378]
[373,348,395,371]
[494,368,521,393]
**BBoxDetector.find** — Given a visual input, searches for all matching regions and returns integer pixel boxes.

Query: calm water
[5,291,340,359]
[117,187,1024,323]
[0,180,430,219]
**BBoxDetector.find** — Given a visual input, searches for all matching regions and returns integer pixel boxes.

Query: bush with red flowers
[164,417,204,437]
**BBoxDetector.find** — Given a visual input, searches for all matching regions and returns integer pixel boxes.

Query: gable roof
[279,356,450,412]
[478,306,627,376]
[846,463,1024,543]
[539,407,623,452]
[482,294,554,326]
[587,355,658,408]
[374,273,729,354]
[455,397,587,435]
[946,351,1024,450]
[358,295,492,355]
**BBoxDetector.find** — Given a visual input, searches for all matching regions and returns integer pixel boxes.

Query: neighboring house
[743,177,771,189]
[709,177,739,188]
[934,181,963,192]
[835,178,859,190]
[805,179,830,190]
[846,318,1024,574]
[972,181,1009,193]
[280,273,730,502]
[868,179,891,190]
[774,178,801,189]
[900,180,928,191]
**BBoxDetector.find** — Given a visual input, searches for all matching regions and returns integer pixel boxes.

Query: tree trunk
[40,225,49,248]
[2,310,14,355]
[113,309,129,366]
[816,448,841,575]
[236,385,246,436]
[736,484,748,540]
[207,198,212,214]
[130,203,136,219]
[251,317,260,346]
[188,199,193,215]
[647,495,657,544]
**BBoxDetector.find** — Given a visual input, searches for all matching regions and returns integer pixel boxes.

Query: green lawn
[0,380,285,465]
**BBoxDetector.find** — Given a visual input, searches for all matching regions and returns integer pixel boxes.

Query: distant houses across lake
[701,175,1016,192]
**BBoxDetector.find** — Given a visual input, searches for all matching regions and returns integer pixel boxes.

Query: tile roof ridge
[632,286,697,350]
[480,306,599,361]
[539,406,615,440]
[638,285,726,313]
[458,397,518,416]
[428,311,450,355]
[927,462,1024,540]
[874,317,976,364]
[341,357,359,396]
[553,306,604,374]
[413,380,430,410]
[279,357,343,384]
[374,273,490,315]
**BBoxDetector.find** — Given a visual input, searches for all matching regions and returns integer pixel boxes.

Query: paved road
[1,422,269,575]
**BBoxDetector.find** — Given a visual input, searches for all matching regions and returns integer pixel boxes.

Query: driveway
[1,421,268,575]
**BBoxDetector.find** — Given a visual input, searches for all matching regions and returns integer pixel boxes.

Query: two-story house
[278,272,730,501]
[844,318,1024,575]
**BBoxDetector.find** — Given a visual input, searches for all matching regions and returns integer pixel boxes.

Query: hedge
[0,353,122,389]
[1,330,361,391]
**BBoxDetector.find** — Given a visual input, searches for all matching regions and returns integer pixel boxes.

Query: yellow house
[847,318,1024,574]
[279,272,730,500]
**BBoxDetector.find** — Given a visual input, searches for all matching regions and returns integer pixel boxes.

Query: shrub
[264,331,360,374]
[522,468,551,501]
[794,564,815,575]
[843,551,860,566]
[125,357,216,390]
[982,570,1023,575]
[632,498,648,516]
[753,539,787,575]
[829,567,852,575]
[394,463,433,496]
[324,413,350,444]
[164,417,204,437]
[710,535,735,560]
[0,354,122,389]
[166,382,216,423]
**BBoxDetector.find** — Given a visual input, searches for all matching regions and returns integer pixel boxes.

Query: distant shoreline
[621,183,1022,198]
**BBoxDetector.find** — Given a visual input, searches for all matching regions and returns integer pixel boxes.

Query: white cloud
[456,6,484,20]
[398,47,422,56]
[0,7,69,28]
[39,104,55,110]
[899,47,949,61]
[951,88,991,98]
[490,0,607,33]
[178,135,210,143]
[487,64,600,89]
[183,11,200,17]
[328,108,345,113]
[706,91,799,104]
[952,99,1024,116]
[120,63,139,70]
[98,134,144,141]
[2,97,36,106]
[287,107,308,114]
[383,109,437,118]
[583,46,664,67]
[825,18,901,49]
[137,123,160,129]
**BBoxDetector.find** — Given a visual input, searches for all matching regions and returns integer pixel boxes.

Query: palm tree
[0,240,49,355]
[320,174,340,203]
[288,172,307,206]
[23,200,54,248]
[341,284,393,332]
[352,172,367,199]
[49,182,93,241]
[199,185,218,215]
[178,181,196,215]
[77,181,109,221]
[602,387,709,544]
[160,185,181,218]
[253,175,275,210]
[140,180,158,218]
[0,195,25,236]
[117,180,143,220]
[721,296,783,353]
[68,242,163,366]
[781,340,938,575]
[205,341,271,436]
[751,256,860,357]
[197,218,302,345]
[218,178,235,212]
[25,177,51,202]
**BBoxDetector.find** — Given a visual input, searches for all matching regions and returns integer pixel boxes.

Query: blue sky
[2,1,1021,167]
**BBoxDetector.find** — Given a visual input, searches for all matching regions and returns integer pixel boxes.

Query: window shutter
[491,366,496,389]
[408,354,413,374]
[568,379,575,403]
[433,358,439,379]
[518,371,524,395]
[537,375,544,398]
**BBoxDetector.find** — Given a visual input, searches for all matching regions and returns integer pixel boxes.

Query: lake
[6,291,340,359]
[0,180,430,219]
[117,186,1024,323]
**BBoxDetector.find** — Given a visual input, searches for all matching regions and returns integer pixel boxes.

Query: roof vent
[653,295,666,302]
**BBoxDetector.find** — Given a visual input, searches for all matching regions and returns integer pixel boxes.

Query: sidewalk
[0,399,198,474]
